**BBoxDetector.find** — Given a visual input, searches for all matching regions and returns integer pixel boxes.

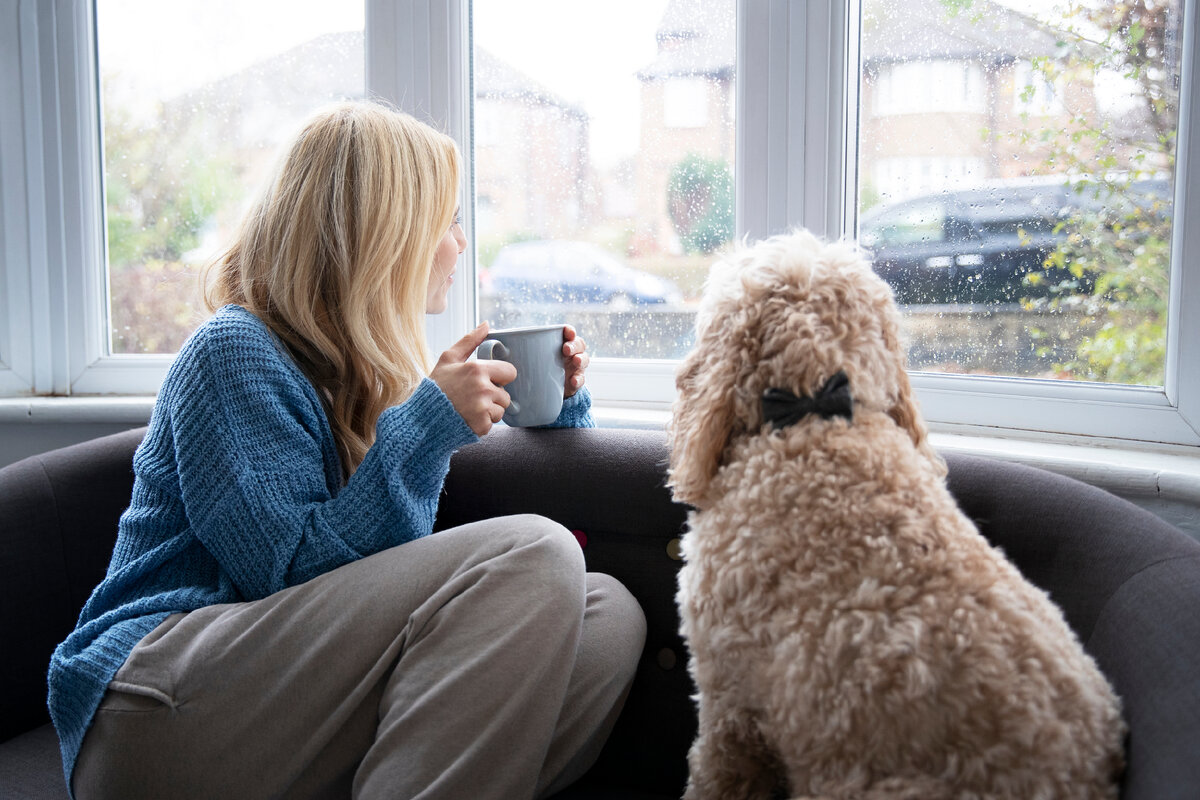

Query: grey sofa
[3,426,1199,799]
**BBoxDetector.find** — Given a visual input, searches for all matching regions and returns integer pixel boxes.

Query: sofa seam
[1085,553,1200,648]
[36,456,75,612]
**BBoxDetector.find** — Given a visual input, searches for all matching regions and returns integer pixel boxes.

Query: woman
[49,101,646,799]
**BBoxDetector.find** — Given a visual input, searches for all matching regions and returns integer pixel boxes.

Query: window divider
[0,0,36,394]
[1167,0,1200,437]
[368,0,474,359]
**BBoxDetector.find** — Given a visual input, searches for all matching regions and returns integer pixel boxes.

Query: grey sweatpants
[72,515,646,800]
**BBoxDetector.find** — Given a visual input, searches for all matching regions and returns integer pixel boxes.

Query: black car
[858,178,1171,305]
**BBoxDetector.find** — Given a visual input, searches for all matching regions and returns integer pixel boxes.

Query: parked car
[859,177,1170,305]
[482,240,684,309]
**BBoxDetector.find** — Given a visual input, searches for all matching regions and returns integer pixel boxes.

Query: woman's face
[426,209,467,314]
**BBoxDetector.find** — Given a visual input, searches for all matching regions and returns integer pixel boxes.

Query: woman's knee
[472,514,586,611]
[584,573,647,674]
[506,514,586,574]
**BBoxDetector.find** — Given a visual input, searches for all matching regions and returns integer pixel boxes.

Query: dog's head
[667,229,941,508]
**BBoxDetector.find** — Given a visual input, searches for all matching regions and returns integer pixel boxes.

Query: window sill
[0,396,157,425]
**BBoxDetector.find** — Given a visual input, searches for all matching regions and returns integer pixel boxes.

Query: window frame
[2,0,1198,450]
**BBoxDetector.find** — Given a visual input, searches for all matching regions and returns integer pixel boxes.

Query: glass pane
[97,1,365,354]
[858,0,1179,386]
[473,0,735,359]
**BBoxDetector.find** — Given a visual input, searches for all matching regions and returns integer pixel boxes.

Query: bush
[666,154,733,255]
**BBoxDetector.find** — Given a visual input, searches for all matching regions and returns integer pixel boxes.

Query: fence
[481,297,1121,379]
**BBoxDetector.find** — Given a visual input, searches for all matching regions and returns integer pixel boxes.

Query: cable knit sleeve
[165,310,478,599]
[543,385,596,428]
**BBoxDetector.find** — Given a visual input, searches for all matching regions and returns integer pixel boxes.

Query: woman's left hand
[562,325,589,398]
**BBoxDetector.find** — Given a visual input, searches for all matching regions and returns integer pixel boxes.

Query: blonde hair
[205,101,461,476]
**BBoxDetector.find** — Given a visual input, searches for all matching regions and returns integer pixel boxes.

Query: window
[1012,60,1064,116]
[472,0,734,362]
[860,0,1182,388]
[3,0,1198,450]
[872,60,986,116]
[664,78,712,128]
[96,1,365,355]
[861,200,948,248]
[870,157,986,202]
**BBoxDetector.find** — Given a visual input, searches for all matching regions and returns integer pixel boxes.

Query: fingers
[429,346,516,437]
[439,321,490,365]
[453,367,511,436]
[562,326,589,399]
[561,325,584,356]
[482,357,518,387]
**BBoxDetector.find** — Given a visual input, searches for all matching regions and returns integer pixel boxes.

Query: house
[472,48,593,242]
[634,0,735,254]
[631,0,1115,217]
[859,0,1099,204]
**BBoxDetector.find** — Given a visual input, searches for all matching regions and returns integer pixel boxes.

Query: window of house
[472,0,734,362]
[1012,60,1064,116]
[871,157,986,201]
[872,60,985,116]
[95,0,365,356]
[663,78,712,129]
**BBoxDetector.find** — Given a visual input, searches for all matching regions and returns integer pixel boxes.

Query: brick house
[634,0,735,254]
[632,0,1104,235]
[859,0,1093,206]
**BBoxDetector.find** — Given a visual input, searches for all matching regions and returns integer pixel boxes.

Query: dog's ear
[667,313,747,509]
[884,325,948,476]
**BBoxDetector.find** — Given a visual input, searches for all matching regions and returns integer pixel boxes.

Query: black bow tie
[761,371,853,430]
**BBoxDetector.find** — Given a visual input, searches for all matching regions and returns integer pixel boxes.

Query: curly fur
[668,230,1125,800]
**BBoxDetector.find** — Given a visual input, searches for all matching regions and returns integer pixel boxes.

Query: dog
[667,230,1125,799]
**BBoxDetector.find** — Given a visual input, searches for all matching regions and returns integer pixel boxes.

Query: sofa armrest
[0,427,145,741]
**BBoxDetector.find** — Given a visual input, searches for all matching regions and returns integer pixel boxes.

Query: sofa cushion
[943,453,1200,799]
[0,724,69,799]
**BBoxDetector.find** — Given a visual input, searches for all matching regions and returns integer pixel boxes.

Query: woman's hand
[562,325,589,398]
[430,323,516,436]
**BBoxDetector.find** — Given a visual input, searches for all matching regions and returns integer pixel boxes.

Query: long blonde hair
[205,101,461,476]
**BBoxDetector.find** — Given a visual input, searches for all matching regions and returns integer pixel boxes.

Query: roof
[637,0,735,81]
[861,0,1063,65]
[473,47,586,118]
[635,0,1064,82]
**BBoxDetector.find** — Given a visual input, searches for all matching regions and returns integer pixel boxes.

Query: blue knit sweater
[47,304,593,791]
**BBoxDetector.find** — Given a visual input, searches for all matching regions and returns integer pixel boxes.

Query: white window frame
[2,0,1199,452]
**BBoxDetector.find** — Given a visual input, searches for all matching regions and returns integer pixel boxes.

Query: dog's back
[679,412,1125,799]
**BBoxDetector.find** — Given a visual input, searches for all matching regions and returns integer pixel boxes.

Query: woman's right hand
[430,322,517,436]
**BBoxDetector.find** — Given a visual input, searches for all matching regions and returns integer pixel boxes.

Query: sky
[96,0,364,92]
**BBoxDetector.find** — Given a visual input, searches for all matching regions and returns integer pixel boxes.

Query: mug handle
[476,339,520,415]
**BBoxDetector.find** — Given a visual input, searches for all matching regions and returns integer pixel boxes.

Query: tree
[1008,1,1177,385]
[103,79,237,353]
[666,154,733,255]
